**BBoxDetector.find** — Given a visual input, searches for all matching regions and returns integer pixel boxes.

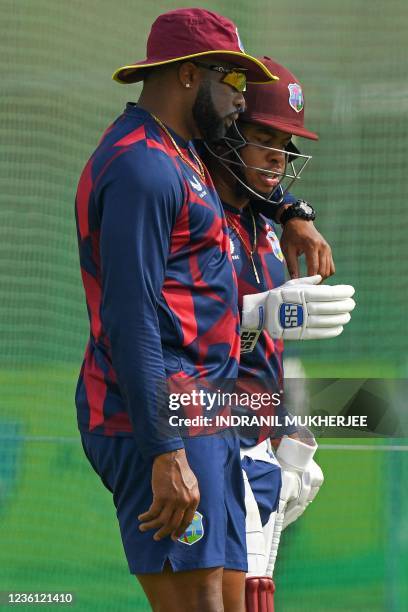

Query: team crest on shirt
[288,83,304,113]
[177,511,204,546]
[266,228,284,262]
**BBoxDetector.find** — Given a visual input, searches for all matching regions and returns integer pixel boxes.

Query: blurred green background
[1,0,408,610]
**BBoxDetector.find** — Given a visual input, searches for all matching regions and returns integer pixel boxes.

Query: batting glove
[241,274,355,343]
[275,435,324,530]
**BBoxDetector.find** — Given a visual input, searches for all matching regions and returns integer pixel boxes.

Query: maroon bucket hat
[241,56,319,140]
[112,8,278,85]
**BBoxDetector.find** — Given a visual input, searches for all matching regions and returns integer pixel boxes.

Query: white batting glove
[241,275,355,344]
[275,435,324,530]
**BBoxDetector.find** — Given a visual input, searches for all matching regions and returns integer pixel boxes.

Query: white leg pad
[243,469,268,576]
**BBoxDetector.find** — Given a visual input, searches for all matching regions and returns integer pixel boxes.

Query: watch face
[298,201,313,215]
[281,199,316,225]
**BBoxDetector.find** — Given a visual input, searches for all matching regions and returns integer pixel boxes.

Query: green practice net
[1,0,408,371]
[1,0,408,610]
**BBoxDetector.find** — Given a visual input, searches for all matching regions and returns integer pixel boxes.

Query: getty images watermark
[167,389,368,429]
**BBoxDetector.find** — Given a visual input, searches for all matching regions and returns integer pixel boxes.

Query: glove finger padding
[307,462,324,503]
[307,313,351,327]
[285,274,322,286]
[283,460,324,529]
[283,325,344,340]
[307,298,356,315]
[281,284,355,303]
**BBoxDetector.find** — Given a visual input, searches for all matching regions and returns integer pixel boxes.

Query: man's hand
[241,275,355,341]
[138,449,200,542]
[280,219,335,280]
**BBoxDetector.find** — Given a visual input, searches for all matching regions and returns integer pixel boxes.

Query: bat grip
[266,509,285,578]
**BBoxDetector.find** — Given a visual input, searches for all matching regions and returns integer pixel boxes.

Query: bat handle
[266,509,285,578]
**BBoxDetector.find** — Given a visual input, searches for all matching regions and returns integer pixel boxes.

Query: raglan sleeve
[98,147,186,458]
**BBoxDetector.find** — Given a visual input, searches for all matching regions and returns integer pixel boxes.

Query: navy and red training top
[225,202,298,445]
[75,104,240,458]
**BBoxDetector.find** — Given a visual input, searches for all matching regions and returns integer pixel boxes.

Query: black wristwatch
[280,199,316,225]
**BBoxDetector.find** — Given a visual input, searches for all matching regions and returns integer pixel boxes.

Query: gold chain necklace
[150,113,206,181]
[226,204,261,284]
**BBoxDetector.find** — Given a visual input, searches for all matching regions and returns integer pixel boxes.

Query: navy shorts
[81,429,247,574]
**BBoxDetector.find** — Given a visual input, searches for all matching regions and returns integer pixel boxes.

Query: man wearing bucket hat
[115,8,335,283]
[204,56,355,611]
[75,8,280,612]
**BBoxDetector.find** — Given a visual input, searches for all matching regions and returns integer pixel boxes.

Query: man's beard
[192,80,231,142]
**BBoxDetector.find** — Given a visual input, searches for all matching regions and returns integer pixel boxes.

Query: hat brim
[243,113,319,141]
[112,50,278,85]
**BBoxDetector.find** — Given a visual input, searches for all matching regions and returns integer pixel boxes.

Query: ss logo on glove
[279,304,304,328]
[240,329,262,353]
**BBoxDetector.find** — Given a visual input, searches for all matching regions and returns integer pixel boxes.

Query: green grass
[1,365,407,610]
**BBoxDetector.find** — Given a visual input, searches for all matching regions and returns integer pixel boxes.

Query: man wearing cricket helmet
[204,56,356,611]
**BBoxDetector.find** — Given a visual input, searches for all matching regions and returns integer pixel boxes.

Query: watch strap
[280,199,316,226]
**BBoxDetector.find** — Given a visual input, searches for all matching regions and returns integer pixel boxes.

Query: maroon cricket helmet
[241,56,319,140]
